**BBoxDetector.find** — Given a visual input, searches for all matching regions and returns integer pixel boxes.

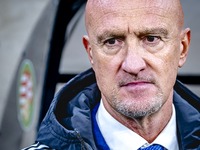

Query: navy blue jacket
[36,68,200,150]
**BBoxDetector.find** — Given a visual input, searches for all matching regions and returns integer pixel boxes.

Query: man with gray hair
[23,0,200,149]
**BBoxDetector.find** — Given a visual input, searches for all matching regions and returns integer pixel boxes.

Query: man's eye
[145,36,160,42]
[105,38,116,45]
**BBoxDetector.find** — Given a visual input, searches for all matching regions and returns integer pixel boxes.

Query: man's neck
[102,92,173,143]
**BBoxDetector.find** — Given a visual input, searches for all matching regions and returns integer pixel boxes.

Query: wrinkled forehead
[85,0,183,33]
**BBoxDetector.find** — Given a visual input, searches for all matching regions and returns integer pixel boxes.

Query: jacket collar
[37,68,100,150]
[173,90,200,150]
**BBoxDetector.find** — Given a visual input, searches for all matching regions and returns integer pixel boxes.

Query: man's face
[84,0,190,118]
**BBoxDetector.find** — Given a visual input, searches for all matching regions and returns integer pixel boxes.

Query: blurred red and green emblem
[17,59,36,131]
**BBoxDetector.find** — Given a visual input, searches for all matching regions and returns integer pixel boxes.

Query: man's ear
[83,35,94,65]
[179,28,191,68]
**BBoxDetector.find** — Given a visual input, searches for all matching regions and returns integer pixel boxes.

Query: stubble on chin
[109,76,164,119]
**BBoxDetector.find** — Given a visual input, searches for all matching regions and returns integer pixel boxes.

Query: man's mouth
[119,77,156,92]
[124,81,152,86]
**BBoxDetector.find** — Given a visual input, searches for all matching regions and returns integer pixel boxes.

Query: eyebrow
[138,28,168,37]
[97,31,126,44]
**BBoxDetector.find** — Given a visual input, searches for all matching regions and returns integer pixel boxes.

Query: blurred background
[0,0,199,149]
[0,0,50,132]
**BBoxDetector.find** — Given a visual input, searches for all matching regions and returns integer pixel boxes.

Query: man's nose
[121,46,147,76]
